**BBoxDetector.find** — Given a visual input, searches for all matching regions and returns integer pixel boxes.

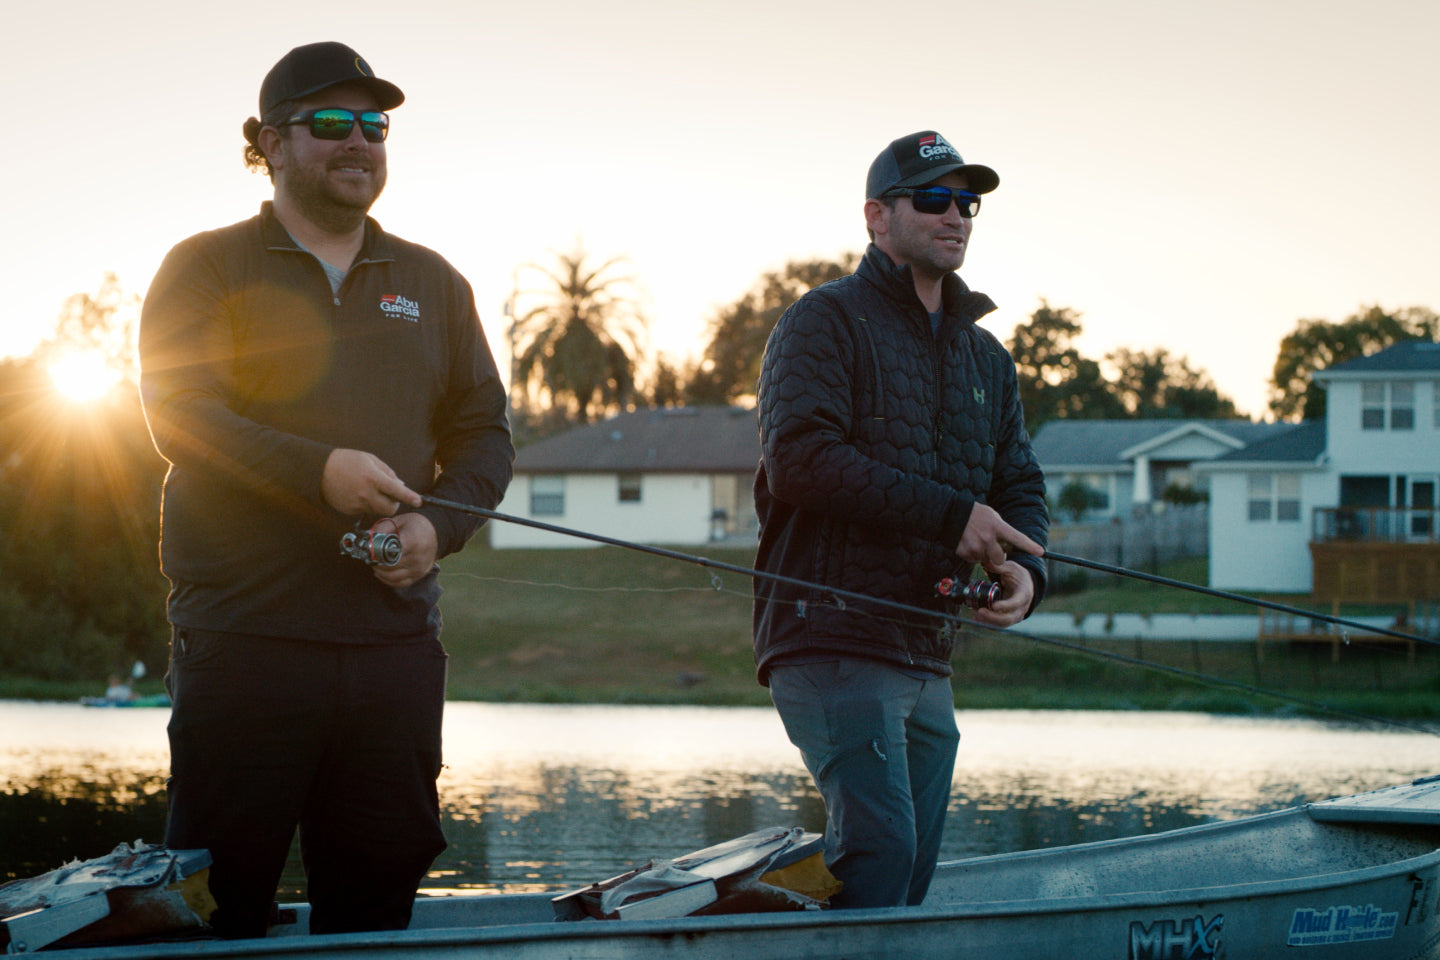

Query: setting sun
[48,350,121,403]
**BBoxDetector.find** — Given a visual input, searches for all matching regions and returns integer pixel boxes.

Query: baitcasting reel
[340,524,402,567]
[935,576,1001,610]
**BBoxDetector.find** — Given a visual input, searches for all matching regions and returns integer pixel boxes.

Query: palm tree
[510,245,648,424]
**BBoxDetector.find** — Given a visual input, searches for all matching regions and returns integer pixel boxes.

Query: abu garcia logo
[918,132,961,161]
[380,294,420,322]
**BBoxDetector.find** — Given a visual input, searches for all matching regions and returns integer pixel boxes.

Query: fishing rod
[403,496,1431,649]
[1043,551,1430,646]
[375,497,1437,735]
[412,496,987,615]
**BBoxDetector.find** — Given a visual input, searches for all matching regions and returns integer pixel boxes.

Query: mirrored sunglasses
[281,108,390,143]
[884,186,981,218]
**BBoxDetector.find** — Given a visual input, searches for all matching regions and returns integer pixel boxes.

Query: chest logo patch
[973,387,985,405]
[380,294,421,322]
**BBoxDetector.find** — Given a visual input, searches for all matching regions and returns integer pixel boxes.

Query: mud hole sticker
[1288,904,1398,946]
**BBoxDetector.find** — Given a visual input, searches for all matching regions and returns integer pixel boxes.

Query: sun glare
[49,350,120,403]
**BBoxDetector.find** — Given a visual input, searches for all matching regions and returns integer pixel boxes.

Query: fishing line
[450,558,1439,736]
[445,573,712,596]
[425,495,1432,648]
[421,496,1438,734]
[424,496,897,613]
[1000,632,1439,737]
[1045,551,1432,647]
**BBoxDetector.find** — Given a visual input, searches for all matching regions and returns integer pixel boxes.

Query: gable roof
[1199,420,1328,468]
[514,406,760,473]
[1313,339,1440,380]
[1031,419,1286,469]
[1119,421,1249,459]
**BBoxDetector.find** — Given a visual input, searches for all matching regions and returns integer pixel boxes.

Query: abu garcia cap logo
[918,133,962,161]
[380,294,420,321]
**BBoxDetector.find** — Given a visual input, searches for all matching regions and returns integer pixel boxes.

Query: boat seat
[0,845,213,953]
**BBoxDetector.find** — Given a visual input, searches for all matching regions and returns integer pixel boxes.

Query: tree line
[510,246,1437,436]
[1,260,1435,684]
[0,278,170,685]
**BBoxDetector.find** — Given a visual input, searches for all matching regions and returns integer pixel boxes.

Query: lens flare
[48,350,120,403]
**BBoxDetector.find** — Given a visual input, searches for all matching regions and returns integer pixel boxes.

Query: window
[1361,382,1385,430]
[1247,474,1272,521]
[529,475,565,516]
[1276,473,1301,522]
[1391,382,1414,430]
[1413,479,1436,537]
[1361,380,1416,431]
[1247,472,1301,523]
[1078,473,1110,511]
[618,473,642,503]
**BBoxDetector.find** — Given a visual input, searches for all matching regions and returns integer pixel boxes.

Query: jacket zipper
[928,315,945,478]
[854,316,884,421]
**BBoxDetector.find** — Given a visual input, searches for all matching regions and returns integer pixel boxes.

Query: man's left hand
[369,513,438,589]
[970,559,1034,628]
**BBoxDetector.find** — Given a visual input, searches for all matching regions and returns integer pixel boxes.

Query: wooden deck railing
[1312,507,1439,543]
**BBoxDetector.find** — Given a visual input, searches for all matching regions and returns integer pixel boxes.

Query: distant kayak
[79,694,172,708]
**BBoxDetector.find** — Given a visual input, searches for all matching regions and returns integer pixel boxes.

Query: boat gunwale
[933,802,1431,872]
[38,846,1440,960]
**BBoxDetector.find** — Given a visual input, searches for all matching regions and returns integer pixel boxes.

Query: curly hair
[242,100,301,179]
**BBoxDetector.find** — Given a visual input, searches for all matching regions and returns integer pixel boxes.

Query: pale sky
[6,0,1437,418]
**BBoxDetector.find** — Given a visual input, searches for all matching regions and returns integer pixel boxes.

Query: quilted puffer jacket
[752,245,1048,683]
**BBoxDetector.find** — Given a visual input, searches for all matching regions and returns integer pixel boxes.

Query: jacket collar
[857,243,997,329]
[258,201,396,264]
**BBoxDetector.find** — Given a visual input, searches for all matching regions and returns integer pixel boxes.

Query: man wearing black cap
[139,43,514,937]
[752,131,1049,908]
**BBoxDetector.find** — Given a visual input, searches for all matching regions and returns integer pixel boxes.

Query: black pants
[164,628,448,939]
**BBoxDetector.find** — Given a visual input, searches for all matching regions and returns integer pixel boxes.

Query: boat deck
[927,804,1440,904]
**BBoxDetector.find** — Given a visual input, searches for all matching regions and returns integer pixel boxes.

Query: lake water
[3,701,1436,898]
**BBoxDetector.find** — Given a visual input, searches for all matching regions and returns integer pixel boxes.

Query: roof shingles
[514,407,760,473]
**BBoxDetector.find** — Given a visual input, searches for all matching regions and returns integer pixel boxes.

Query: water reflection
[3,701,1435,899]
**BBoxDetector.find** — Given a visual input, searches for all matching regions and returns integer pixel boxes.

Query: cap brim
[291,77,406,111]
[896,162,999,195]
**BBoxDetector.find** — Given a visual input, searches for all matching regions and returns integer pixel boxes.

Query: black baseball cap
[259,42,405,116]
[866,131,999,199]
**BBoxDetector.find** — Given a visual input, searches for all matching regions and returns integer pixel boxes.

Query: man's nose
[341,123,371,147]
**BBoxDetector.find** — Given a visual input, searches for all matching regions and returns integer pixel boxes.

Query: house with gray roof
[1195,340,1440,594]
[1030,419,1290,520]
[1034,340,1440,596]
[1194,421,1328,591]
[490,406,761,548]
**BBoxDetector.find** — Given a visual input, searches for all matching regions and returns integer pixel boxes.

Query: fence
[1045,505,1208,591]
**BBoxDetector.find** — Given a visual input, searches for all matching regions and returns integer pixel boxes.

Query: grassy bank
[433,543,1439,721]
[12,544,1435,721]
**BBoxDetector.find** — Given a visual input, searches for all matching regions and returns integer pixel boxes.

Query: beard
[889,222,967,279]
[282,156,387,234]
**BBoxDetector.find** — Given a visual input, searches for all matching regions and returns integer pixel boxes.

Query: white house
[1197,340,1440,594]
[1031,419,1288,519]
[491,406,760,549]
[1196,422,1328,592]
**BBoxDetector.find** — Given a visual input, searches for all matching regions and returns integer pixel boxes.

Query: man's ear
[258,126,287,173]
[863,198,889,238]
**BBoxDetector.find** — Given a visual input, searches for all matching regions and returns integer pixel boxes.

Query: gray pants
[769,659,960,909]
